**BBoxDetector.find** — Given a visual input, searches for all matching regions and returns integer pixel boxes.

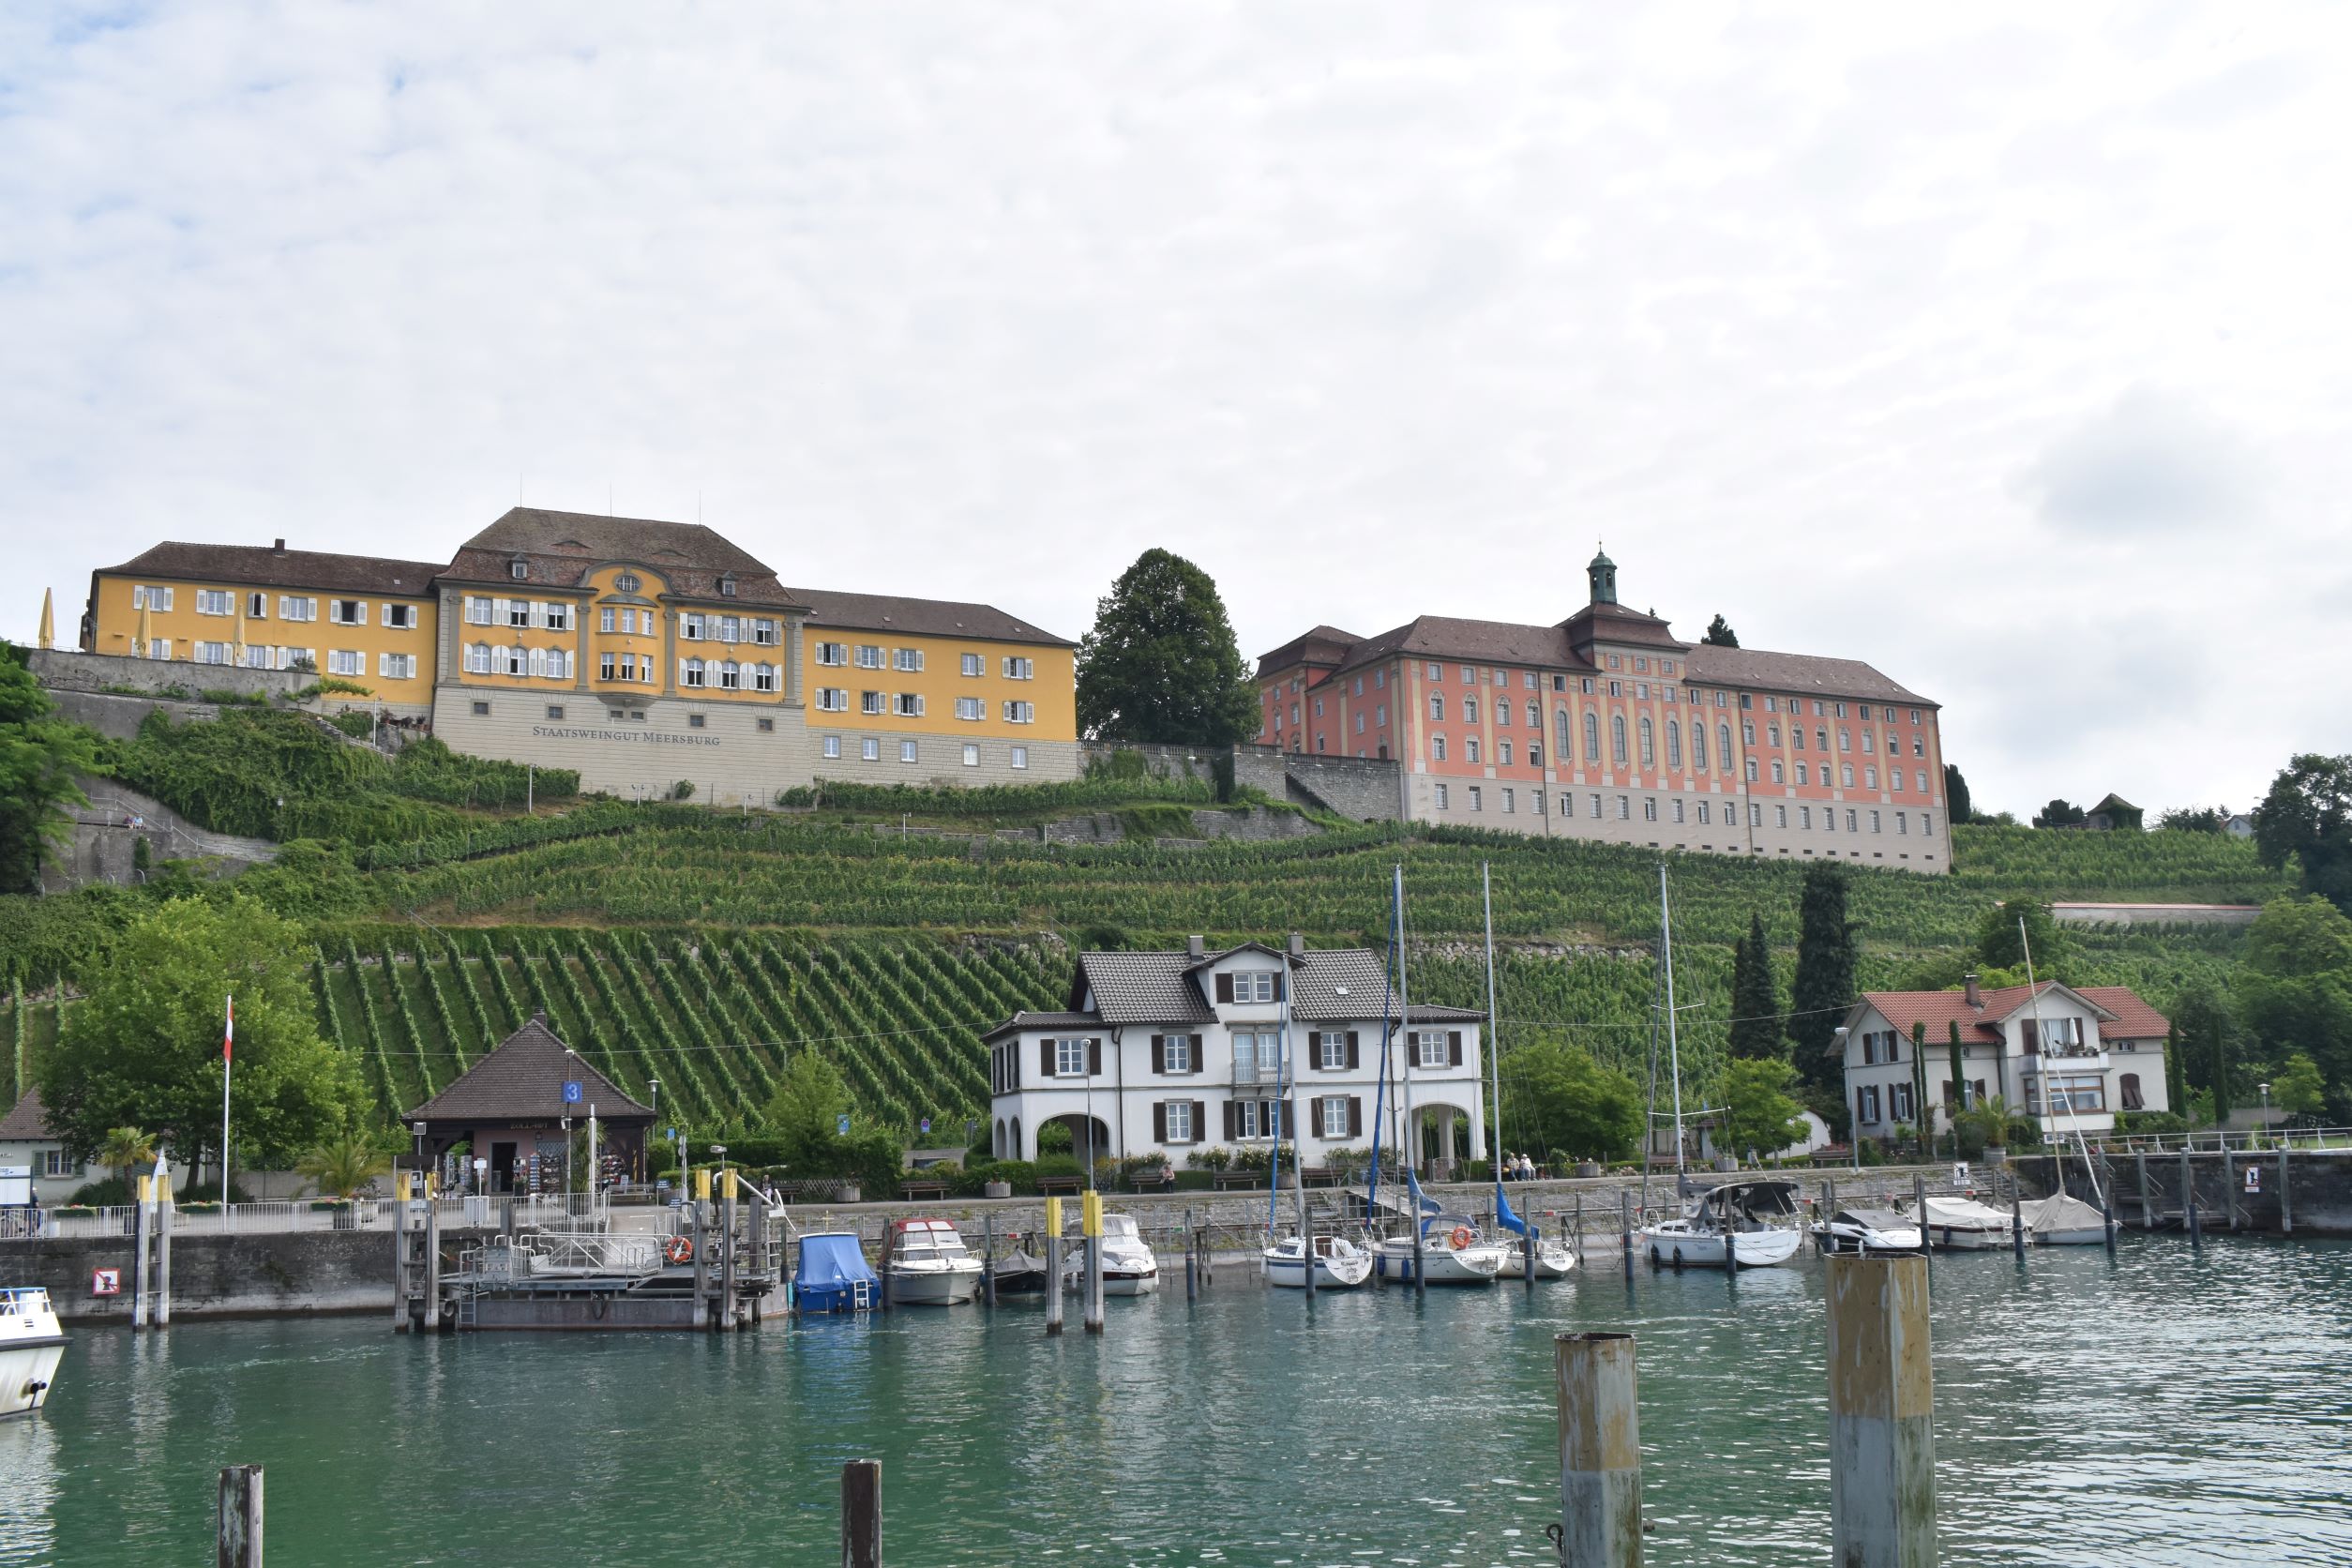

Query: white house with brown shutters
[980,935,1488,1170]
[1837,975,2172,1143]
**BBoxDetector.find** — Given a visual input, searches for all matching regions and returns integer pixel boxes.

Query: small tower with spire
[1587,544,1618,606]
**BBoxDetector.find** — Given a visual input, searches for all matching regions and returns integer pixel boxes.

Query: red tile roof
[0,1087,54,1142]
[1860,982,2169,1045]
[98,542,445,596]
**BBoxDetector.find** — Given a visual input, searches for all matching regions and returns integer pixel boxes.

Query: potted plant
[297,1130,394,1228]
[1575,1159,1603,1179]
[983,1172,1013,1199]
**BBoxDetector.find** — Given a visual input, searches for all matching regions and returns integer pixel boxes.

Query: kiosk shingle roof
[0,1088,54,1142]
[404,1016,653,1123]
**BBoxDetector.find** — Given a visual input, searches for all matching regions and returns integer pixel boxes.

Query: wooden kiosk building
[404,1015,655,1192]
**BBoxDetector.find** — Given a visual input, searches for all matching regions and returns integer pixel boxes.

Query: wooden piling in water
[2179,1148,2200,1248]
[2279,1142,2293,1234]
[2222,1147,2238,1229]
[839,1458,882,1568]
[1556,1332,1641,1567]
[1825,1255,1936,1567]
[217,1464,264,1568]
[2010,1194,2026,1262]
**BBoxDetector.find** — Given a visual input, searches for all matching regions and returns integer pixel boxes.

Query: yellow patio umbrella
[233,596,249,665]
[134,598,155,659]
[38,588,54,650]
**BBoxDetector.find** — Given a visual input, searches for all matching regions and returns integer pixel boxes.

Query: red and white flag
[223,995,234,1063]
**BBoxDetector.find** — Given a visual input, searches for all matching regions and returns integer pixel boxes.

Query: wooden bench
[1300,1167,1346,1188]
[1127,1166,1177,1194]
[1211,1170,1263,1192]
[898,1179,953,1202]
[1035,1174,1084,1197]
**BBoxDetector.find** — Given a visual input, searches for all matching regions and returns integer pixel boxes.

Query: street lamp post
[2258,1081,2271,1148]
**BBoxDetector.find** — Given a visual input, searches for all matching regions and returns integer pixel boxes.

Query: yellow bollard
[1082,1190,1103,1238]
[1045,1196,1063,1236]
[397,1171,413,1202]
[695,1168,712,1201]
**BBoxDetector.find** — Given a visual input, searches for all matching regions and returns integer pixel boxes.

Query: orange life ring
[664,1236,694,1264]
[1449,1226,1474,1251]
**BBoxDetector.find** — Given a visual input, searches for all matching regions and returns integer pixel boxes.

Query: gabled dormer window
[1215,971,1282,1004]
[718,573,738,597]
[509,558,529,580]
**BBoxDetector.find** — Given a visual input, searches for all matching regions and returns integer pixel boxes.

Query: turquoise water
[5,1237,2350,1565]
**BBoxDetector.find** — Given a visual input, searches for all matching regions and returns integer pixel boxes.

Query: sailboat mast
[2018,915,2102,1210]
[1396,862,1417,1175]
[1661,864,1685,1176]
[1483,862,1502,1177]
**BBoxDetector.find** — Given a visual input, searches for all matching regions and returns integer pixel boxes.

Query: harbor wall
[8,1227,491,1323]
[2013,1148,2352,1235]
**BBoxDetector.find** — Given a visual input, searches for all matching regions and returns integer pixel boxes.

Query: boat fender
[664,1236,694,1264]
[590,1296,609,1321]
[1449,1226,1473,1251]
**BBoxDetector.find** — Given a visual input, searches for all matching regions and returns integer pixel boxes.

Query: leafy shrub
[801,771,1214,818]
[328,710,375,738]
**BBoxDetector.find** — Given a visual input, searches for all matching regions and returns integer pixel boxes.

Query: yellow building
[82,509,1079,803]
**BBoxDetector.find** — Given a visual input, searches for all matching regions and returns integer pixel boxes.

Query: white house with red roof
[1838,974,2172,1142]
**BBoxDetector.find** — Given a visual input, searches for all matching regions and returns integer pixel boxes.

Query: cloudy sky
[5,4,2346,817]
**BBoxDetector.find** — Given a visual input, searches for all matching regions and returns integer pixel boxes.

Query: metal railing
[6,1190,618,1241]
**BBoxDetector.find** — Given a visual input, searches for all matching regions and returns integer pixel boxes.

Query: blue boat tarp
[1495,1184,1529,1235]
[796,1232,879,1314]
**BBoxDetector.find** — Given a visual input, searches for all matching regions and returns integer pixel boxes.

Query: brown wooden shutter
[1153,1102,1168,1142]
[1039,1038,1054,1078]
[1088,1038,1102,1076]
[1189,1035,1203,1074]
[1191,1101,1205,1140]
[1222,1099,1237,1139]
[1215,972,1234,1003]
[1448,1031,1464,1067]
[1149,1035,1165,1075]
[1348,1096,1364,1138]
[1346,1031,1360,1070]
[2022,1019,2040,1053]
[1273,972,1286,1002]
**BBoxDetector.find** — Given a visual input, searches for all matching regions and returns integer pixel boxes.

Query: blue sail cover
[796,1232,879,1314]
[1495,1183,1529,1235]
[1404,1169,1442,1215]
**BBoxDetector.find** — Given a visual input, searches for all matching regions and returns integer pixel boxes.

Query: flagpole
[221,993,234,1208]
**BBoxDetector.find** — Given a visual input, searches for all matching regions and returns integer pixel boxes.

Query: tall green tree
[40,895,356,1171]
[2032,798,2087,828]
[2234,895,2352,1099]
[1909,1021,1930,1141]
[1787,864,1858,1090]
[2163,1024,2188,1124]
[761,1049,855,1168]
[1942,763,1973,825]
[1716,1058,1805,1161]
[1701,614,1739,648]
[2252,754,2352,913]
[1727,913,1783,1059]
[1976,898,2066,976]
[1507,1039,1644,1163]
[0,642,107,894]
[1074,550,1259,745]
[1946,1019,1968,1127]
[2270,1053,2327,1120]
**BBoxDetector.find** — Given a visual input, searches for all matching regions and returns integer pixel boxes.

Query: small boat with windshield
[1641,1180,1806,1270]
[1811,1206,1924,1256]
[1062,1212,1161,1295]
[1263,1232,1374,1289]
[882,1218,984,1305]
[0,1288,67,1419]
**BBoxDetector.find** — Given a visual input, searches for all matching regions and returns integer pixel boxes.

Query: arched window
[1719,723,1734,771]
[1432,734,1446,761]
[754,662,777,692]
[1584,712,1601,761]
[1692,721,1708,772]
[719,658,741,690]
[1611,714,1628,765]
[1666,720,1682,769]
[1772,760,1786,784]
[1639,716,1655,767]
[684,656,706,688]
[1556,710,1572,756]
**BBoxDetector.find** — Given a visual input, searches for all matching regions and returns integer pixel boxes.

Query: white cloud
[2,1,2349,821]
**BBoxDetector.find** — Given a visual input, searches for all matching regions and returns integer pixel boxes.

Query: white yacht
[1263,1233,1374,1289]
[1494,1229,1578,1279]
[1812,1206,1924,1257]
[882,1218,984,1305]
[1373,1215,1507,1285]
[1640,1180,1806,1270]
[1062,1213,1160,1296]
[0,1288,67,1419]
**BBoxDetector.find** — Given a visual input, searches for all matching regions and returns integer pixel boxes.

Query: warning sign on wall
[91,1266,121,1297]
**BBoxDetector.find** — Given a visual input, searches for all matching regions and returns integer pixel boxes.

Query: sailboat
[1479,862,1574,1280]
[1371,1172,1507,1284]
[1634,865,1802,1271]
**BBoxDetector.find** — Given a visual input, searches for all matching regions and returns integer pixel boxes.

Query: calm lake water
[5,1235,2349,1565]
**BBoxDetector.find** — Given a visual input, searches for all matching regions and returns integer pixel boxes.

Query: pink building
[1254,550,1950,872]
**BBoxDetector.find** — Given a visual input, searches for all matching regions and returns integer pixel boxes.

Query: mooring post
[132,1173,151,1331]
[1555,1332,1641,1568]
[155,1181,172,1328]
[1523,1223,1537,1293]
[2011,1193,2027,1262]
[2134,1152,2152,1229]
[720,1173,740,1330]
[2101,1186,2118,1259]
[2222,1146,2238,1229]
[217,1463,264,1568]
[1184,1206,1197,1302]
[1044,1197,1064,1335]
[389,1172,409,1332]
[1302,1200,1318,1301]
[2279,1141,2292,1235]
[1574,1196,1585,1265]
[1912,1173,1930,1289]
[1411,1206,1426,1303]
[1619,1191,1633,1282]
[1826,1255,1936,1567]
[691,1174,711,1320]
[1082,1191,1105,1334]
[839,1457,882,1568]
[2179,1147,2200,1249]
[423,1175,440,1329]
[981,1210,995,1307]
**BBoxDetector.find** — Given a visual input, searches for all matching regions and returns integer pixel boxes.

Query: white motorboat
[1374,1215,1507,1285]
[0,1288,67,1419]
[1811,1207,1924,1256]
[1264,1232,1374,1289]
[2020,1193,2110,1246]
[1639,1180,1806,1270]
[1494,1231,1578,1279]
[882,1218,984,1305]
[1919,1195,2019,1250]
[1062,1213,1161,1296]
